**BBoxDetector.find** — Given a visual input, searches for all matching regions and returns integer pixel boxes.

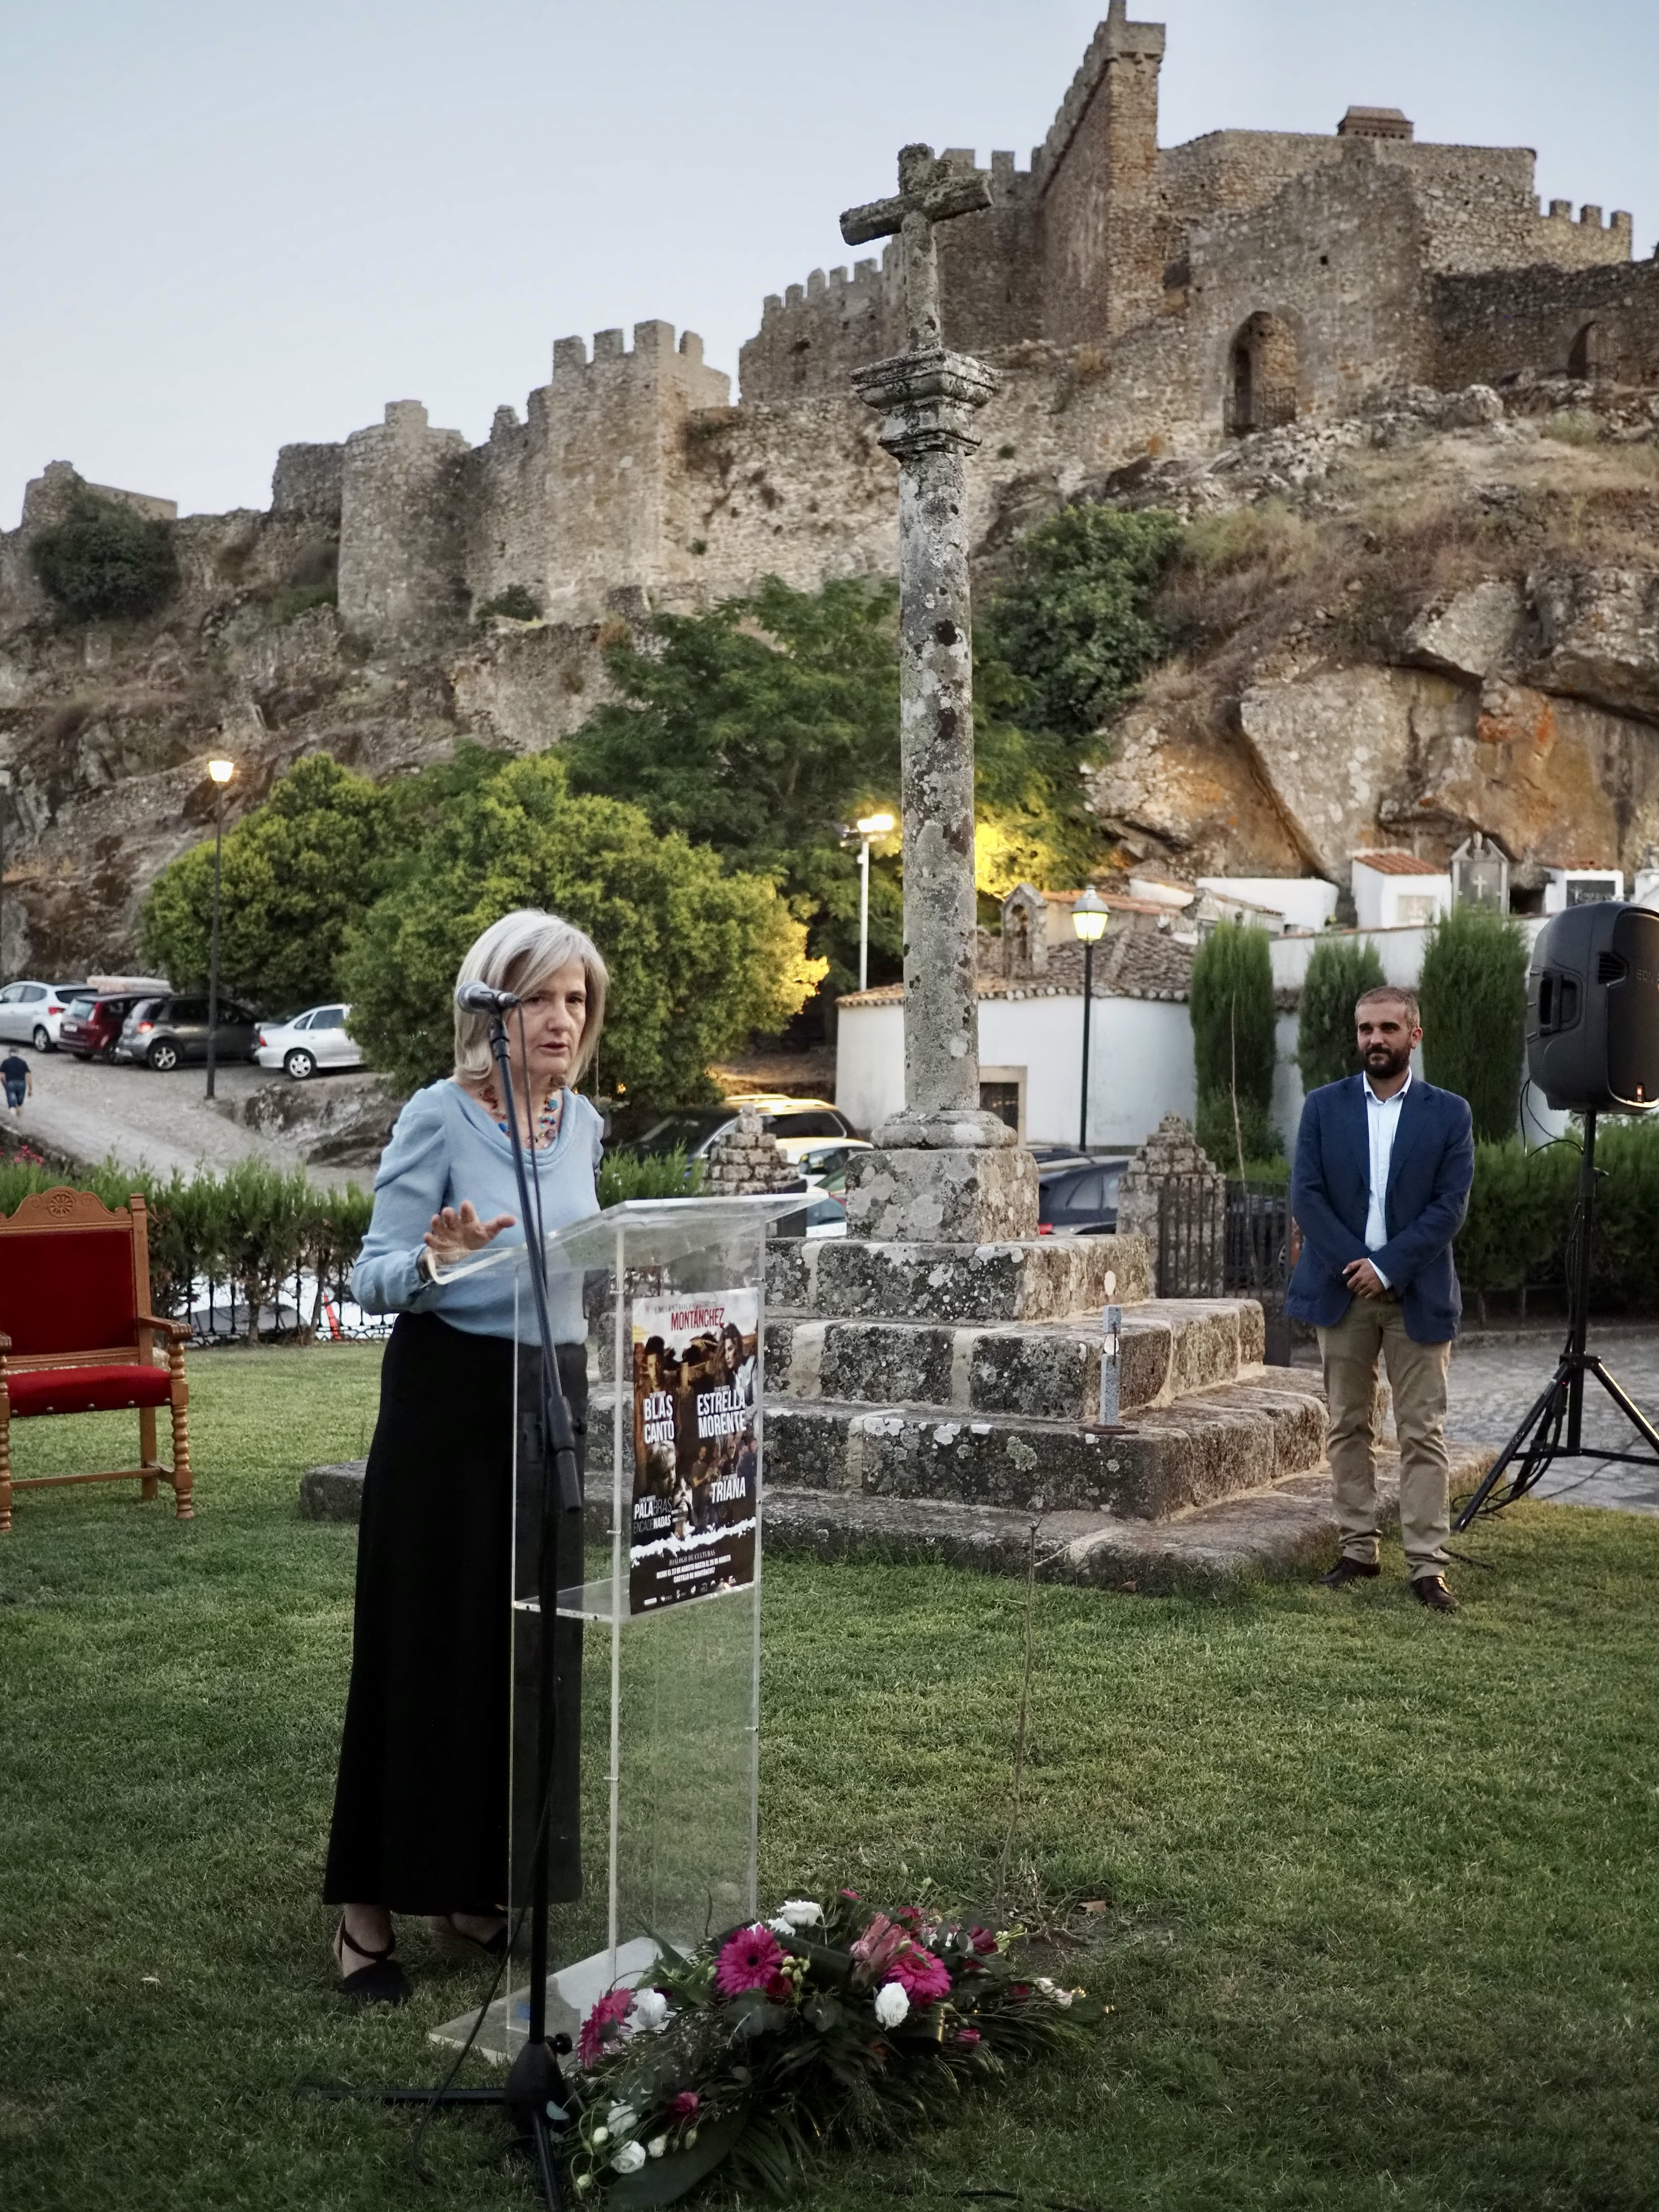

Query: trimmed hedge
[0,1144,699,1339]
[1455,1120,1659,1315]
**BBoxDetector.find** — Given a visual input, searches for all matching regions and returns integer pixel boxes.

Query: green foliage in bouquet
[566,1892,1105,2204]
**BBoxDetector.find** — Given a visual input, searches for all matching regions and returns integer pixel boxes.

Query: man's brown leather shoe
[1410,1574,1459,1613]
[1317,1558,1380,1589]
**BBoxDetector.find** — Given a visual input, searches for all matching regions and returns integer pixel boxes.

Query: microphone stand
[323,1012,582,2209]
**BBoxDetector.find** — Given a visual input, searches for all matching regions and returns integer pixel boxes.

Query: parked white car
[0,980,87,1051]
[255,1003,364,1080]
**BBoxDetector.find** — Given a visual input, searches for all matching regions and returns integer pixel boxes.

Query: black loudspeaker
[1526,900,1659,1111]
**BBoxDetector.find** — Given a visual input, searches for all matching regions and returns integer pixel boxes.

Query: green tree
[138,752,398,1009]
[30,491,180,622]
[1189,920,1280,1167]
[561,576,906,1000]
[561,575,1110,1001]
[1419,901,1528,1143]
[1295,934,1388,1094]
[339,749,824,1101]
[980,504,1181,738]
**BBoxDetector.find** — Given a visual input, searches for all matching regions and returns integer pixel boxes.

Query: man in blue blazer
[1287,984,1474,1612]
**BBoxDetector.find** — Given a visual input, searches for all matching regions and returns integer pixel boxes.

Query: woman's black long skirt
[323,1311,588,1913]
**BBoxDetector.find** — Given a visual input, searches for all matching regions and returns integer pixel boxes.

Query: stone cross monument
[838,147,1038,1243]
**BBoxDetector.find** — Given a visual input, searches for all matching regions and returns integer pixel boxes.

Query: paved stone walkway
[1443,1327,1659,1515]
[3,1047,354,1184]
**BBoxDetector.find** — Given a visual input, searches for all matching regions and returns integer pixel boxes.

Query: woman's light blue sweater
[349,1079,602,1343]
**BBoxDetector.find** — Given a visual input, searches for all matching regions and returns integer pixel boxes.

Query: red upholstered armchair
[0,1187,193,1533]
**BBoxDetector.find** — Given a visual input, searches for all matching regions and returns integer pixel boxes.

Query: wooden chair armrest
[136,1312,193,1344]
[0,1330,11,1352]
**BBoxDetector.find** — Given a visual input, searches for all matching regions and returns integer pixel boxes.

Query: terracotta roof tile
[1352,850,1446,877]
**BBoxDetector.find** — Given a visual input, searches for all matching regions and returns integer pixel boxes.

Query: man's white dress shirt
[1362,1068,1411,1288]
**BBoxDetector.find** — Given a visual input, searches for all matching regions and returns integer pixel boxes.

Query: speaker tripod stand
[1457,1109,1659,1525]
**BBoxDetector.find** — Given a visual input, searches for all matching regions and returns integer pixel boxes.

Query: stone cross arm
[840,143,991,351]
[839,144,990,247]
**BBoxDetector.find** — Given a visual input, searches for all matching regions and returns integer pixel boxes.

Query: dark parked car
[115,995,259,1072]
[1038,1155,1129,1237]
[60,992,156,1061]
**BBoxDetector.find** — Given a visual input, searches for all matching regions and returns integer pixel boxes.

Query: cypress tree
[1296,935,1388,1094]
[1419,901,1528,1142]
[1189,920,1280,1168]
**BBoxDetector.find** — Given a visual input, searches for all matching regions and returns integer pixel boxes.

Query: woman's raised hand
[424,1200,516,1269]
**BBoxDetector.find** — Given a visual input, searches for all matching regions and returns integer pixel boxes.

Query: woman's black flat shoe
[335,1918,411,2005]
[428,1911,509,1960]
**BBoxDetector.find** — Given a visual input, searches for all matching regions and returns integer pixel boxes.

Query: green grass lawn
[2,1345,1656,2211]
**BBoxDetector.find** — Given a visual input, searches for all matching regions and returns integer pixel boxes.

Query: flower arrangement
[567,1891,1104,2203]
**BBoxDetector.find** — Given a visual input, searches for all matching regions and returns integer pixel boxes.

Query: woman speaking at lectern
[323,909,607,2002]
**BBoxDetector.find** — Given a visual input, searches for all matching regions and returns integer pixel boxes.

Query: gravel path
[3,1046,353,1183]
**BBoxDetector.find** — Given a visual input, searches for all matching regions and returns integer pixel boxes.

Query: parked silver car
[0,981,87,1051]
[254,1004,364,1081]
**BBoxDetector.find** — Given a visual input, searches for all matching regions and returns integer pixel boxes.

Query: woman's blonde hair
[452,909,609,1086]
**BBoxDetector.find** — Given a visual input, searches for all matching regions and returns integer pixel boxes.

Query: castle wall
[1187,152,1433,430]
[521,320,730,623]
[1432,259,1659,389]
[738,259,898,404]
[338,401,469,643]
[1372,141,1630,274]
[1039,6,1166,345]
[271,442,344,524]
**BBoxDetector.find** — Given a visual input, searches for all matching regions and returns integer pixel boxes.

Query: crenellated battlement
[1542,200,1633,237]
[548,320,726,397]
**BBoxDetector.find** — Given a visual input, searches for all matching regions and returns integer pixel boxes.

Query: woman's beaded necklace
[475,1082,563,1150]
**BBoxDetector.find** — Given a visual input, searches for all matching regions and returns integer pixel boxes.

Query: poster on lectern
[629,1289,759,1613]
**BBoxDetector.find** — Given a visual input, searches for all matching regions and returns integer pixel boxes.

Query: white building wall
[835,993,1196,1148]
[1197,877,1339,931]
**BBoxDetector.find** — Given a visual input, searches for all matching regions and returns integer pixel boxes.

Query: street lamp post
[204,758,235,1100]
[1071,887,1110,1152]
[855,812,895,992]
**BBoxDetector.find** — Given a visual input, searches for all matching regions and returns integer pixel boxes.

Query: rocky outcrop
[1528,568,1659,724]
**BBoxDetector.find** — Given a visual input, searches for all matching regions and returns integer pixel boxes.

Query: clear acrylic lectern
[430,1194,801,2062]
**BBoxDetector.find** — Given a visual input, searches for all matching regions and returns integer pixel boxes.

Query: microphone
[455,981,522,1015]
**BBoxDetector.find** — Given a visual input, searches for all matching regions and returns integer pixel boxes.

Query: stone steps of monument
[760,1442,1494,1595]
[762,1374,1327,1520]
[763,1298,1264,1419]
[764,1233,1150,1324]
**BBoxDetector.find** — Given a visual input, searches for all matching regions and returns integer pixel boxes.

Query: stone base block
[764,1298,1263,1419]
[765,1376,1327,1519]
[762,1444,1493,1593]
[765,1234,1150,1322]
[299,1460,367,1521]
[842,1145,1038,1243]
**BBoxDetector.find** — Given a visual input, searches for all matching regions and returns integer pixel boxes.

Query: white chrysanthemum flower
[628,1989,670,2034]
[775,1899,824,1928]
[647,2136,668,2159]
[612,2141,647,2174]
[874,1981,910,2028]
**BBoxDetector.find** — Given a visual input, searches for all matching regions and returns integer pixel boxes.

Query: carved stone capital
[850,348,1000,459]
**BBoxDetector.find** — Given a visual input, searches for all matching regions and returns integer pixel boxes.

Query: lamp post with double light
[1071,886,1110,1151]
[204,757,235,1100]
[855,812,895,992]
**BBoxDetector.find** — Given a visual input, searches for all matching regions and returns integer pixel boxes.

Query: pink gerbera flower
[715,1923,786,1996]
[890,1943,952,2005]
[577,1987,633,2067]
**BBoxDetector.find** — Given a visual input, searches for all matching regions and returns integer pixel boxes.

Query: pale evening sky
[2,0,1653,527]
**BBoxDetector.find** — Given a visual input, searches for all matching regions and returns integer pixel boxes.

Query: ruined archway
[1568,321,1604,380]
[1228,312,1300,434]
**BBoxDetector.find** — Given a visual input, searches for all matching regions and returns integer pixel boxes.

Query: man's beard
[1364,1041,1411,1080]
